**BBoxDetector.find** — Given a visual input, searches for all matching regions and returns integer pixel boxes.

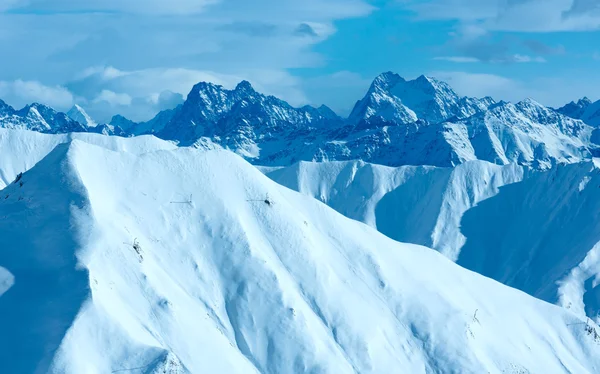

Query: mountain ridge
[2,136,600,372]
[1,72,598,169]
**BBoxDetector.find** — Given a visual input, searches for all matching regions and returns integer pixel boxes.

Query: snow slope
[67,105,97,128]
[1,141,599,373]
[0,128,177,189]
[457,159,600,322]
[263,159,525,261]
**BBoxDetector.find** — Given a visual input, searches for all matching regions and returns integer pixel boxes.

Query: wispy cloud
[406,0,600,32]
[0,0,373,120]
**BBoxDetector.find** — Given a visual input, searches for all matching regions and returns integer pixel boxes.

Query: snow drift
[1,139,600,373]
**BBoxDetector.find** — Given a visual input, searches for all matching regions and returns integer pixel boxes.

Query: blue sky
[0,0,599,122]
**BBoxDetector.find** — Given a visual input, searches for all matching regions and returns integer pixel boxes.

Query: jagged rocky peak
[0,99,15,115]
[370,71,405,91]
[350,72,495,125]
[557,97,600,127]
[109,114,137,131]
[234,79,255,93]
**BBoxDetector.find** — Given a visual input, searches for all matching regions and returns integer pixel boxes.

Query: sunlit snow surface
[0,131,599,373]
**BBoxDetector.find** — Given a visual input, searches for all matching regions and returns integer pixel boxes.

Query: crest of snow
[1,139,600,373]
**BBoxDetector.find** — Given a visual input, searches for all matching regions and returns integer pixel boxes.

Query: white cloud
[64,66,312,122]
[428,70,600,107]
[407,0,600,32]
[433,56,480,63]
[0,79,74,109]
[511,54,546,63]
[93,90,132,106]
[2,0,218,15]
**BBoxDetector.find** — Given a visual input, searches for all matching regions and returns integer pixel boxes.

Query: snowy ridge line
[2,72,600,169]
[1,139,600,372]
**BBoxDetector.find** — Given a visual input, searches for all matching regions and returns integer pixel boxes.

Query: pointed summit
[0,99,15,115]
[235,80,255,93]
[350,72,494,125]
[370,71,404,91]
[67,104,97,128]
[556,97,593,120]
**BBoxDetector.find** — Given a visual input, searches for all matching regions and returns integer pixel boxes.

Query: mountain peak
[67,104,96,128]
[371,71,404,91]
[0,99,15,114]
[235,80,255,93]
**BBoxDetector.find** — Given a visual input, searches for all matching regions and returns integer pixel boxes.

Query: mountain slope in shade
[458,159,600,323]
[67,105,97,128]
[264,157,600,323]
[1,140,600,373]
[558,97,600,127]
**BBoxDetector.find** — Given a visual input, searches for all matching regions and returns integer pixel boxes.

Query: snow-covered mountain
[0,102,87,134]
[265,156,600,324]
[157,80,344,148]
[2,133,600,373]
[262,159,526,261]
[348,72,494,125]
[0,128,176,189]
[1,72,599,169]
[458,159,600,322]
[558,97,600,128]
[67,104,97,128]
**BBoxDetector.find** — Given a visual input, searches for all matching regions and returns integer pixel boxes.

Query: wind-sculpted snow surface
[263,160,525,261]
[458,160,600,323]
[0,128,177,189]
[264,158,600,322]
[1,141,599,373]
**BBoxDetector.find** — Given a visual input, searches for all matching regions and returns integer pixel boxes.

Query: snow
[262,159,525,261]
[2,135,600,373]
[457,160,600,323]
[67,105,97,128]
[264,157,600,322]
[0,128,177,189]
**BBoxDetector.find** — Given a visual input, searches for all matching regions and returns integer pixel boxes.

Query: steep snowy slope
[1,142,600,373]
[67,105,97,128]
[457,159,600,322]
[0,128,177,189]
[263,159,525,261]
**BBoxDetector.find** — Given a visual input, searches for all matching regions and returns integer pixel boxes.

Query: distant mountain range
[1,72,599,169]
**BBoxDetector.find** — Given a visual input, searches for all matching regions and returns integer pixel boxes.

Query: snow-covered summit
[1,136,600,373]
[158,80,344,146]
[1,72,599,169]
[348,72,494,125]
[67,104,97,128]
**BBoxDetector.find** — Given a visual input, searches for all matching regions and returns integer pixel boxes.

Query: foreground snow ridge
[1,140,600,373]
